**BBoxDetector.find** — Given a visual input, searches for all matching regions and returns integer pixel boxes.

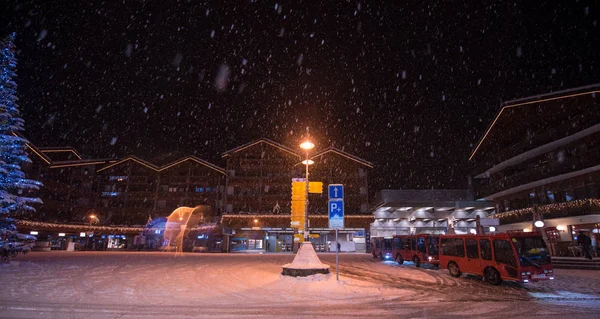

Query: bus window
[466,238,479,259]
[441,238,464,257]
[411,237,416,251]
[480,239,492,260]
[427,237,438,255]
[404,238,411,250]
[494,239,516,267]
[393,237,401,249]
[418,237,426,253]
[384,239,392,250]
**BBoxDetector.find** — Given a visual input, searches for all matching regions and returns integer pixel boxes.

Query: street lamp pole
[304,148,310,242]
[299,138,315,243]
[87,214,97,250]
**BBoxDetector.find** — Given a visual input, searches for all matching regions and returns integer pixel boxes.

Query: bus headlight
[428,256,433,261]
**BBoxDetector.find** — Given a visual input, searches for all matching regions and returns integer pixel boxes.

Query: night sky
[1,1,599,191]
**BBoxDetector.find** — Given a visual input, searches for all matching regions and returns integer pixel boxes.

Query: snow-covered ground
[1,252,599,318]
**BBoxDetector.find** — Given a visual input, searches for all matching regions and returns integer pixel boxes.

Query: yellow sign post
[291,181,306,229]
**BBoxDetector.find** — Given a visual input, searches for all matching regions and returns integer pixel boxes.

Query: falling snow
[0,1,598,190]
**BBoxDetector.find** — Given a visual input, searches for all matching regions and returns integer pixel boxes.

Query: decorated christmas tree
[0,32,42,259]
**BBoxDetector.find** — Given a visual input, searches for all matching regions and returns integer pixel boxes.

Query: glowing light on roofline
[314,149,374,168]
[11,132,52,164]
[40,149,82,159]
[50,161,108,168]
[96,157,225,174]
[223,140,301,158]
[27,144,51,164]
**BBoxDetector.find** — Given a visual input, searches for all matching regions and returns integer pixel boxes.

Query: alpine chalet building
[470,85,600,257]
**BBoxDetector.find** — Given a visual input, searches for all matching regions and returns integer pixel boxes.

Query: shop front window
[231,238,247,251]
[248,239,263,250]
[107,235,127,249]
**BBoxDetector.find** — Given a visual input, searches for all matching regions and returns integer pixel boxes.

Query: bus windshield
[511,236,551,267]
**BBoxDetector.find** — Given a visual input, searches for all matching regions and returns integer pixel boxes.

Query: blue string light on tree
[0,32,43,258]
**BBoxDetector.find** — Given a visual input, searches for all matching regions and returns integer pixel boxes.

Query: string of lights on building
[493,199,600,222]
[15,220,218,233]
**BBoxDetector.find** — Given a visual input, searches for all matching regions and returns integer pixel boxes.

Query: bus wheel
[485,268,502,286]
[413,256,421,267]
[395,254,404,264]
[448,262,462,277]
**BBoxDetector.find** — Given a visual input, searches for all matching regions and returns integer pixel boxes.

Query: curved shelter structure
[371,189,496,237]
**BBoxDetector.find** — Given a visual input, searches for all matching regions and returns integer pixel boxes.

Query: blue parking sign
[328,200,344,229]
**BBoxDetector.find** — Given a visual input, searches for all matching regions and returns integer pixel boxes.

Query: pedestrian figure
[577,231,593,260]
[337,242,341,252]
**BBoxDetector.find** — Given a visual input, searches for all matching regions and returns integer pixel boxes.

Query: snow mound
[279,273,331,282]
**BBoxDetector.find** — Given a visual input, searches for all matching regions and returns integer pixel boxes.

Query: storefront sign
[222,227,235,236]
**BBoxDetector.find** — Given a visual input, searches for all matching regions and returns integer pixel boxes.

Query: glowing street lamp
[86,214,99,250]
[88,214,98,226]
[300,141,315,150]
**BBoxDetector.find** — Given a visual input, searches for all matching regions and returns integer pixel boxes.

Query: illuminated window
[547,190,555,203]
[109,176,128,182]
[565,190,574,201]
[195,187,204,193]
[101,192,120,197]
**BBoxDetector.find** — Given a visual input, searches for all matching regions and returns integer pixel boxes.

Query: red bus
[370,237,393,260]
[439,233,553,285]
[392,235,439,267]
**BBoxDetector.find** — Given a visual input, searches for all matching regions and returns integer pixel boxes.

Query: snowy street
[1,252,599,318]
